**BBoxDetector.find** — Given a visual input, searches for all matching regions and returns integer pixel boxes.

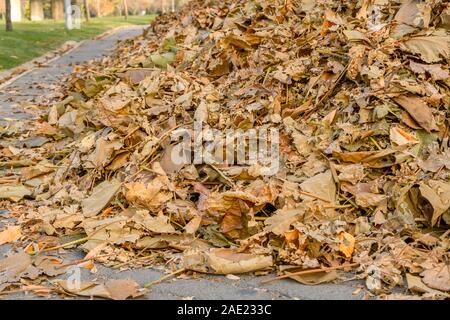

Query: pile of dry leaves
[0,0,449,299]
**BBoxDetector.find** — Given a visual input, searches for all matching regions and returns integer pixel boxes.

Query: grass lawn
[0,15,155,71]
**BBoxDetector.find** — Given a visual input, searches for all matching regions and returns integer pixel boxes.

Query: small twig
[305,63,349,118]
[144,268,186,288]
[339,195,359,209]
[299,190,332,203]
[56,253,116,269]
[324,204,353,209]
[208,163,235,187]
[440,229,450,241]
[369,137,382,151]
[112,255,154,269]
[261,263,359,284]
[40,236,89,253]
[169,218,185,229]
[140,121,193,165]
[61,150,79,182]
[29,219,126,255]
[122,126,141,140]
[254,216,268,221]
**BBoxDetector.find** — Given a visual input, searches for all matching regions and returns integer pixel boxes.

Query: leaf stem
[144,268,186,288]
[261,263,359,284]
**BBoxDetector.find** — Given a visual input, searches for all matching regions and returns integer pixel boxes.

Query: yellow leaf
[338,232,355,258]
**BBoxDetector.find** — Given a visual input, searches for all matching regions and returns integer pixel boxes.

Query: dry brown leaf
[406,274,448,297]
[338,232,355,259]
[119,69,153,85]
[132,211,176,234]
[394,1,422,27]
[207,249,273,274]
[89,137,123,169]
[401,31,450,63]
[0,226,22,245]
[104,279,143,300]
[300,170,336,203]
[264,208,304,235]
[390,126,419,146]
[160,144,186,174]
[81,180,121,217]
[0,185,32,202]
[287,270,339,285]
[0,252,37,289]
[125,178,173,211]
[105,152,130,171]
[34,256,66,277]
[355,193,387,208]
[336,164,365,185]
[420,266,450,292]
[184,248,272,274]
[21,165,55,180]
[333,149,397,167]
[418,180,450,226]
[184,216,202,234]
[409,61,449,81]
[393,95,437,133]
[56,279,144,300]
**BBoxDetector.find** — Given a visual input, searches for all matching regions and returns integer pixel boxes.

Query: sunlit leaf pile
[0,0,449,299]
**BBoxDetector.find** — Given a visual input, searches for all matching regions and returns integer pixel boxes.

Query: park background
[0,1,187,70]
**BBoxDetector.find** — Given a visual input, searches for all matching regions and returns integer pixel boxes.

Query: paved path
[0,26,365,300]
[0,244,363,300]
[0,26,146,124]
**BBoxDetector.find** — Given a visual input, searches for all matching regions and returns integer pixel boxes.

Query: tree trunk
[123,0,128,20]
[30,0,44,21]
[95,0,101,17]
[84,0,90,21]
[52,0,64,20]
[5,0,12,31]
[63,0,71,30]
[10,0,21,21]
[161,0,166,14]
[171,0,175,12]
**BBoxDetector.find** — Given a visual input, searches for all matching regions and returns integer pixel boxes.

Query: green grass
[0,15,155,70]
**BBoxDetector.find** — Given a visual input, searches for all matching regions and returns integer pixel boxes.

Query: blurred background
[0,0,190,21]
[0,1,190,70]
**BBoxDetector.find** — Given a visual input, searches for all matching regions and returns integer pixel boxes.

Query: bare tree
[52,0,64,20]
[63,0,71,30]
[30,0,44,21]
[95,0,101,17]
[84,0,90,21]
[5,0,12,31]
[123,0,128,20]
